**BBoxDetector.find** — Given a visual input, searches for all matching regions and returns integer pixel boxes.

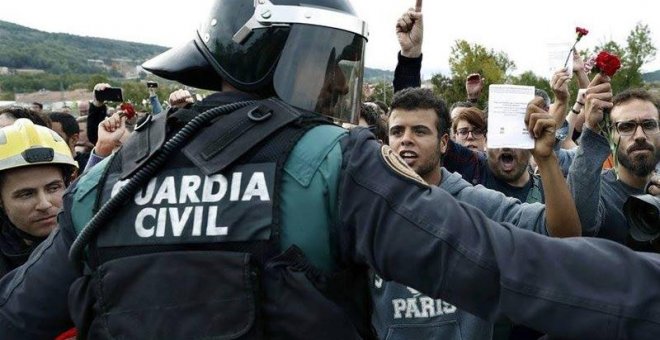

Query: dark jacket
[0,223,39,279]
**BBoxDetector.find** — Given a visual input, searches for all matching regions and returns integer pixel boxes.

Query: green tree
[626,23,656,72]
[510,71,551,94]
[0,91,14,100]
[509,71,560,100]
[448,40,516,83]
[434,40,516,106]
[368,81,394,107]
[430,73,463,106]
[121,81,149,107]
[87,74,111,89]
[593,23,656,93]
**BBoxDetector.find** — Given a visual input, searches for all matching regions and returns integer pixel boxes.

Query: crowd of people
[0,0,659,339]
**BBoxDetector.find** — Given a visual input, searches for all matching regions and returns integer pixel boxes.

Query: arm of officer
[449,179,548,235]
[0,191,80,339]
[337,128,660,339]
[441,166,548,235]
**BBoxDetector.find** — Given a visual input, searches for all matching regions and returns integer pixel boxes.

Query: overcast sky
[1,0,659,79]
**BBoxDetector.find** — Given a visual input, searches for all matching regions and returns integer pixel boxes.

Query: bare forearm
[561,111,580,149]
[550,101,569,129]
[575,70,590,89]
[536,154,581,237]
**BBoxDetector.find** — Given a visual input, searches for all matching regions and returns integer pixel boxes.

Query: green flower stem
[598,112,619,178]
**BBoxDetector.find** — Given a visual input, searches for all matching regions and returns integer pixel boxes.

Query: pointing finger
[415,0,423,12]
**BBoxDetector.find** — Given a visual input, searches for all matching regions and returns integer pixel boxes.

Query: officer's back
[14,0,375,338]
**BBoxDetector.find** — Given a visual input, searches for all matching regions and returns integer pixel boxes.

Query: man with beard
[442,91,553,203]
[568,86,660,244]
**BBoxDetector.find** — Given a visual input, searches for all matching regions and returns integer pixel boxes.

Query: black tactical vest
[68,98,375,339]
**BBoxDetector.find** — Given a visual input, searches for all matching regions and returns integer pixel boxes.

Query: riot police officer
[2,1,660,339]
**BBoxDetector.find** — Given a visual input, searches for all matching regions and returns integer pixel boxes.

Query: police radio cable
[69,100,256,262]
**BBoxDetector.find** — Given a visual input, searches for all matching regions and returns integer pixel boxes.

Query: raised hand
[95,112,127,157]
[466,74,484,101]
[92,83,112,107]
[549,68,571,127]
[551,68,571,103]
[168,89,195,108]
[583,74,613,133]
[396,0,423,58]
[572,49,591,89]
[526,97,557,160]
[572,49,586,74]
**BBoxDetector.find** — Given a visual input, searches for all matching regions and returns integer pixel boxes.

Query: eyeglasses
[456,128,485,138]
[612,119,659,136]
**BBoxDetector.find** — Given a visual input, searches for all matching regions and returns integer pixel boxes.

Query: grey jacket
[567,127,644,243]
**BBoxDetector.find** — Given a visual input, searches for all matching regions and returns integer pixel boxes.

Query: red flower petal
[595,51,621,77]
[576,27,589,36]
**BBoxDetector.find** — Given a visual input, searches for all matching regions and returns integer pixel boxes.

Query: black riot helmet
[142,0,368,123]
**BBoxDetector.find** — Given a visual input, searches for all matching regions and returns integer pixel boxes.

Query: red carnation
[565,26,590,68]
[120,102,136,120]
[593,51,622,77]
[576,27,589,40]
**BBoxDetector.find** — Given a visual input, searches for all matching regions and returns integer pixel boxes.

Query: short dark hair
[0,106,50,127]
[612,89,660,118]
[31,102,43,110]
[374,101,389,115]
[360,102,384,126]
[360,102,388,143]
[390,88,450,137]
[49,112,80,138]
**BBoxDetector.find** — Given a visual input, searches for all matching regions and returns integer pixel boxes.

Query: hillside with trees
[644,70,660,83]
[0,20,167,75]
[0,19,393,89]
[1,19,656,107]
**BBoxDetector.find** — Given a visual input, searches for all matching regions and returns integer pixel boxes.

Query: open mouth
[499,153,516,172]
[399,150,418,166]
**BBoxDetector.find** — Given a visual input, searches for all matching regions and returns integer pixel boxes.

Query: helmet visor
[273,25,366,123]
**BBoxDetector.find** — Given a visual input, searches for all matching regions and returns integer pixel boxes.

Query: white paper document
[547,42,573,77]
[487,85,535,149]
